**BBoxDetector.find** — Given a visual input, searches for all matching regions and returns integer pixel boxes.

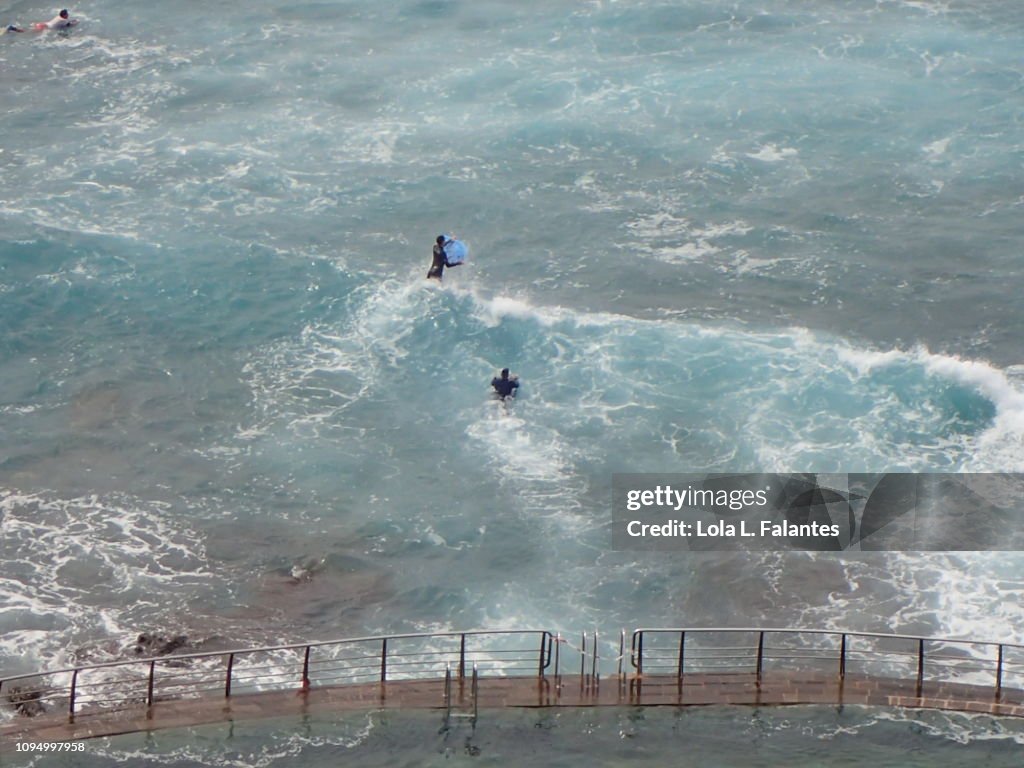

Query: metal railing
[630,628,1024,695]
[5,627,1024,727]
[0,630,555,724]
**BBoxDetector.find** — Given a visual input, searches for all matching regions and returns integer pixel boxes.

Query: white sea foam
[746,144,799,163]
[241,278,435,440]
[622,209,754,264]
[835,344,1024,471]
[253,272,1024,480]
[812,705,1024,746]
[924,137,952,158]
[0,489,214,673]
[88,712,376,766]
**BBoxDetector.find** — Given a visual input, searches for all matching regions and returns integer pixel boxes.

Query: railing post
[147,660,156,713]
[555,633,561,680]
[592,632,599,684]
[538,633,546,677]
[69,669,79,722]
[471,663,479,724]
[619,630,625,681]
[996,644,1004,699]
[301,645,311,691]
[677,631,685,679]
[916,639,924,696]
[839,634,847,680]
[225,653,234,698]
[459,633,467,680]
[443,664,452,728]
[580,632,586,681]
[637,632,643,676]
[755,631,764,686]
[380,638,388,683]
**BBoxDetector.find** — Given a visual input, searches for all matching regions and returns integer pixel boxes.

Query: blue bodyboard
[443,236,468,266]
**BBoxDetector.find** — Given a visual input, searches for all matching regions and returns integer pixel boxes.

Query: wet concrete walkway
[4,671,1024,745]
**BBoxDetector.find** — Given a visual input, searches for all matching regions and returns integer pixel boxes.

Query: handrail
[629,628,1024,696]
[0,629,555,686]
[1,629,557,723]
[630,627,1024,651]
[5,627,1023,728]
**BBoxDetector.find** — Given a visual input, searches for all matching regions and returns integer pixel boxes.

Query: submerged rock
[7,684,45,717]
[133,633,190,657]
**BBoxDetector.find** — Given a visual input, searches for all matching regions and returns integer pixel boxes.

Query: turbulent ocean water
[2,0,1024,763]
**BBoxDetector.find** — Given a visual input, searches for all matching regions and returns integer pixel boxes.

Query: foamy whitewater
[2,0,1024,764]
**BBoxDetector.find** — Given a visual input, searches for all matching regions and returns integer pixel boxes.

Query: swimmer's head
[60,9,69,19]
[436,235,446,245]
[501,368,509,378]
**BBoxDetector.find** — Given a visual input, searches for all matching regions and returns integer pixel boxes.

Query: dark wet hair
[59,9,69,18]
[501,368,509,377]
[436,235,446,245]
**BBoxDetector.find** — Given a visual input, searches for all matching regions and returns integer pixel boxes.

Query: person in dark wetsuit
[491,368,519,400]
[427,235,458,281]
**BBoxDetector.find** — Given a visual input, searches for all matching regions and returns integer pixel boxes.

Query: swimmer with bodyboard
[32,9,77,31]
[426,233,468,281]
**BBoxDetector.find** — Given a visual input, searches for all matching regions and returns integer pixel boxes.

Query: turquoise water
[2,0,1024,762]
[17,707,1024,767]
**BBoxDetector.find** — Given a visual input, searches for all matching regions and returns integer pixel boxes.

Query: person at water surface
[426,234,458,281]
[491,368,519,400]
[32,8,76,30]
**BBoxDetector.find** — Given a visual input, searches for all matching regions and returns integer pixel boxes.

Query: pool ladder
[443,662,478,729]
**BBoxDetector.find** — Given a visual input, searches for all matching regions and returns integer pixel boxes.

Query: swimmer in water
[32,9,77,31]
[491,368,519,400]
[427,234,461,281]
[3,24,25,33]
